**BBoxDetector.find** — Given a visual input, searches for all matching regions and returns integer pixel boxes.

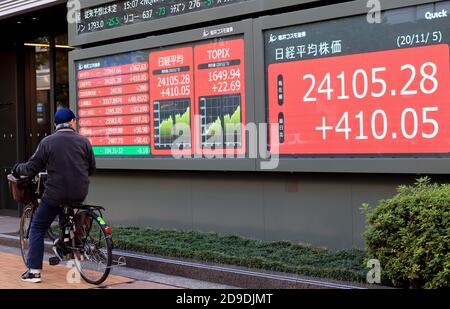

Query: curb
[0,233,374,289]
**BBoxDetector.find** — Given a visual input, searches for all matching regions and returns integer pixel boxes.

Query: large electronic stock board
[70,21,255,170]
[70,0,450,173]
[255,0,450,173]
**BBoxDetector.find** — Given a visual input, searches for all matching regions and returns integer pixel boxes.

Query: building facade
[1,0,449,249]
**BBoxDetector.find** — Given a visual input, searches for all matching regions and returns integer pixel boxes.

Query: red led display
[268,44,450,154]
[76,37,247,157]
[78,114,150,127]
[77,56,151,154]
[77,62,148,79]
[149,47,194,156]
[88,135,150,146]
[78,94,150,108]
[78,83,149,98]
[78,72,149,89]
[79,125,150,137]
[194,38,246,156]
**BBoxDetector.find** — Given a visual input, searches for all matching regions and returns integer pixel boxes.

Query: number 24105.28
[303,62,438,102]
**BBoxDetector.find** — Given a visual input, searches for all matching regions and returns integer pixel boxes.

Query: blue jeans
[27,198,63,270]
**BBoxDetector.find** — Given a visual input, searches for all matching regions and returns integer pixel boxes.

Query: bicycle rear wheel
[46,218,60,242]
[19,205,34,266]
[72,211,112,285]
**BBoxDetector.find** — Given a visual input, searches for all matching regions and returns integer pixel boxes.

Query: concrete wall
[84,171,436,250]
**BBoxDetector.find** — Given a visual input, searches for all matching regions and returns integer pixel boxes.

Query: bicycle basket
[7,174,31,204]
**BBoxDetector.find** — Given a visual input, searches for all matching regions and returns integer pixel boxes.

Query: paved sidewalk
[0,215,181,289]
[0,216,236,289]
[0,246,234,289]
[0,251,136,289]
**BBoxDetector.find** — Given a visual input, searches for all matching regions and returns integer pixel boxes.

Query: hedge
[111,227,367,282]
[363,177,450,288]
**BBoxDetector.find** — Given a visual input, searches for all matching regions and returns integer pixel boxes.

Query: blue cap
[54,108,76,125]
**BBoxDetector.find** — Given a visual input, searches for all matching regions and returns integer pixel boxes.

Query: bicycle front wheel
[72,211,113,285]
[19,205,34,266]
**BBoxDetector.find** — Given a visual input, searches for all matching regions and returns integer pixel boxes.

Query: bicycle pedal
[49,256,61,266]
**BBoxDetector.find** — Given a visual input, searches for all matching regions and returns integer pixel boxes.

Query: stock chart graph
[153,99,192,150]
[200,94,242,149]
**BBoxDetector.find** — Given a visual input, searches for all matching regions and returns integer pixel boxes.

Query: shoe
[21,270,42,283]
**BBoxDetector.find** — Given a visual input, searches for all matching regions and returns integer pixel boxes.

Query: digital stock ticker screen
[75,37,246,158]
[265,1,450,157]
[76,0,249,35]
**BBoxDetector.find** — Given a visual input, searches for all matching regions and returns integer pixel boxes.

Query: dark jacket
[16,127,96,204]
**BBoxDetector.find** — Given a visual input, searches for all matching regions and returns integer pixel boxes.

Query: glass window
[55,33,71,110]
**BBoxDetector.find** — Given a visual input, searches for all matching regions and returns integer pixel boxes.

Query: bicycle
[27,173,59,241]
[10,172,113,285]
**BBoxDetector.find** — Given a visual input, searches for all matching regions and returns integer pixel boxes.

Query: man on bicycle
[12,108,96,283]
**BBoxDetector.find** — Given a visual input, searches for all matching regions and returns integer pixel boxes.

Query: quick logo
[425,9,448,20]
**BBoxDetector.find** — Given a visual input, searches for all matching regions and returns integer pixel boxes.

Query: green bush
[111,227,367,282]
[362,177,450,288]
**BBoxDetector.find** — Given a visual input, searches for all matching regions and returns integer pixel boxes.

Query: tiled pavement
[0,245,234,289]
[0,216,177,289]
[0,251,137,289]
[0,216,138,288]
[0,250,181,289]
[0,216,236,289]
